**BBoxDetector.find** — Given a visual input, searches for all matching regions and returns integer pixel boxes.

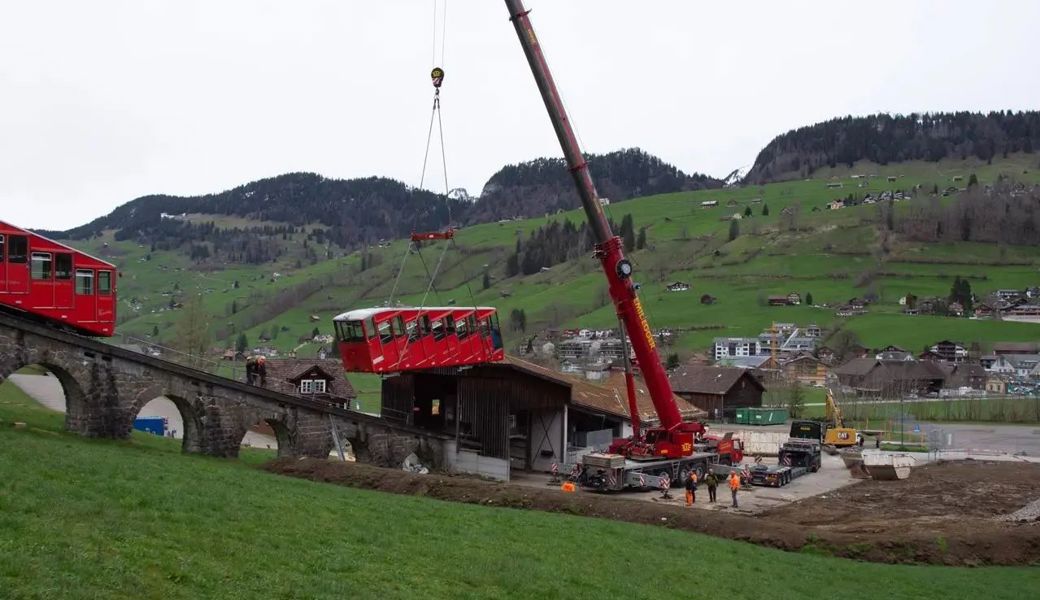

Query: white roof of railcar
[333,306,497,322]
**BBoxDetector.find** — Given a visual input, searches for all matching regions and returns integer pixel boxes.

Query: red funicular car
[0,220,117,336]
[333,306,504,373]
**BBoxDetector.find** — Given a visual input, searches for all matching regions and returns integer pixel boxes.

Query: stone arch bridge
[0,312,449,466]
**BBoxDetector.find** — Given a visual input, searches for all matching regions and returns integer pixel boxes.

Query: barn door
[6,235,29,294]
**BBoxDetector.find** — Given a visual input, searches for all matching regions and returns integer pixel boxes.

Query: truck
[505,0,742,491]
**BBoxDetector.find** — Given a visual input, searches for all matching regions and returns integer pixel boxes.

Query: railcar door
[96,270,115,324]
[0,234,6,293]
[30,252,55,308]
[75,268,96,322]
[54,253,74,309]
[6,235,29,294]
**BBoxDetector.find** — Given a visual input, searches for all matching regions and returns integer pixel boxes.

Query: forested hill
[466,148,723,222]
[745,111,1040,184]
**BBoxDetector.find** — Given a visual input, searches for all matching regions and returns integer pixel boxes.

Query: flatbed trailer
[747,464,810,487]
[578,451,721,492]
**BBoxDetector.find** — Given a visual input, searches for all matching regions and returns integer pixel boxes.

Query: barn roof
[263,358,356,399]
[668,365,764,396]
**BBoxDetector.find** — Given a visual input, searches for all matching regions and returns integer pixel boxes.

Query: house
[948,302,965,317]
[986,355,1017,376]
[816,346,837,364]
[887,176,897,182]
[827,200,845,210]
[974,304,996,319]
[711,337,762,361]
[263,359,356,408]
[805,324,823,338]
[945,363,987,391]
[993,342,1040,355]
[847,298,868,310]
[701,200,718,208]
[1003,305,1040,323]
[668,365,765,419]
[918,350,944,362]
[985,377,1007,395]
[833,358,947,398]
[1026,287,1040,300]
[996,289,1023,302]
[780,353,829,387]
[699,294,717,305]
[786,292,802,305]
[768,295,791,306]
[666,281,691,292]
[877,350,914,362]
[598,197,611,206]
[929,340,968,363]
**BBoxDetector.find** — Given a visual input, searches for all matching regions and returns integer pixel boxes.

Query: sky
[1,0,1038,230]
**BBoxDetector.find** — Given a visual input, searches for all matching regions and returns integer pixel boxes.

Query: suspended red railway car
[333,306,504,373]
[0,220,117,336]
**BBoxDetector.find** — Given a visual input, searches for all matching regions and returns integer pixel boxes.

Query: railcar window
[0,234,5,261]
[55,254,72,279]
[75,269,94,295]
[418,315,430,337]
[391,316,405,338]
[444,316,455,336]
[456,317,469,339]
[340,321,365,342]
[365,317,377,340]
[31,253,52,280]
[98,271,112,295]
[378,320,392,344]
[8,235,27,264]
[431,318,445,341]
[405,320,418,342]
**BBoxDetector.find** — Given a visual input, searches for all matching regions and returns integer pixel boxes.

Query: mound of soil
[265,458,1040,566]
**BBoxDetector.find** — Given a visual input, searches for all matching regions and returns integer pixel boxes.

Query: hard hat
[258,356,266,363]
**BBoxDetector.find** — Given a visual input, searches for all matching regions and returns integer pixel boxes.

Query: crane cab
[333,306,504,373]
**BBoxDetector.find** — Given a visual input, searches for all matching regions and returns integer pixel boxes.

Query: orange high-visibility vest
[729,474,740,490]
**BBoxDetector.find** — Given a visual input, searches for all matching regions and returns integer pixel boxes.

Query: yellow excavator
[823,389,863,448]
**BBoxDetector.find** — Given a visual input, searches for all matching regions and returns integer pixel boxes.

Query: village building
[779,352,829,387]
[928,340,968,363]
[711,337,762,361]
[833,358,946,398]
[767,295,791,306]
[263,359,357,409]
[668,365,764,420]
[666,281,690,292]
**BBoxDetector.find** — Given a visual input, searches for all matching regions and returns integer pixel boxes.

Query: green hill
[2,384,1037,599]
[83,154,1040,377]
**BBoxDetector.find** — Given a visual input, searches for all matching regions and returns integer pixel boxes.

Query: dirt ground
[265,458,1040,566]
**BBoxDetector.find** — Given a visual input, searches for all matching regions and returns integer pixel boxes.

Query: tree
[235,333,248,353]
[482,271,491,290]
[967,173,979,188]
[805,292,813,306]
[636,227,647,250]
[311,327,321,340]
[665,353,680,371]
[505,253,520,278]
[744,206,752,217]
[620,214,635,252]
[728,219,740,241]
[151,325,159,337]
[174,294,210,368]
[231,300,238,314]
[786,385,805,418]
[932,184,939,195]
[233,280,240,289]
[948,276,974,313]
[761,203,770,216]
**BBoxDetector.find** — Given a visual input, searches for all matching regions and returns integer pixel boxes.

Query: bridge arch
[132,393,204,454]
[237,415,291,458]
[0,359,89,433]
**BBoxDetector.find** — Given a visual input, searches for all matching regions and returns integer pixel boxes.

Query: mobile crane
[505,1,738,490]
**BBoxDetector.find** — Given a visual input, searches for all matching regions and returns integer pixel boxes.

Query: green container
[748,407,788,426]
[734,408,751,425]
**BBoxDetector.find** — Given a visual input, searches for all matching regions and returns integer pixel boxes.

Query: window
[378,320,392,344]
[8,235,27,263]
[418,315,430,337]
[97,270,112,295]
[405,319,418,342]
[391,316,405,338]
[0,234,4,262]
[431,398,441,416]
[299,379,327,394]
[75,269,94,295]
[431,318,445,340]
[55,254,72,279]
[338,320,365,342]
[444,316,455,336]
[31,253,52,280]
[365,317,377,340]
[456,316,469,339]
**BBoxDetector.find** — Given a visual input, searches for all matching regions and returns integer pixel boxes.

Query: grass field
[75,154,1040,365]
[2,384,1039,599]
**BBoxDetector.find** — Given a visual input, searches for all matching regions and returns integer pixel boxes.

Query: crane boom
[504,0,683,432]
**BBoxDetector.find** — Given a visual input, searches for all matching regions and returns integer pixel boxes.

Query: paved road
[7,373,276,448]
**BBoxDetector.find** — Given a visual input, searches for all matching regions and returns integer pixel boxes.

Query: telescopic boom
[504,0,683,432]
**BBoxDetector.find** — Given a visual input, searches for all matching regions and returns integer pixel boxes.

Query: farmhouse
[768,295,791,306]
[928,340,968,363]
[833,358,947,398]
[264,359,357,408]
[779,352,829,387]
[701,200,718,208]
[668,365,764,419]
[666,281,690,292]
[786,292,802,305]
[827,200,844,210]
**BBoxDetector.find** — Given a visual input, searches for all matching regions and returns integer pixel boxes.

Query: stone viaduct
[0,311,450,467]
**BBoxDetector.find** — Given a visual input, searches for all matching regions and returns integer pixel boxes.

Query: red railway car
[333,306,504,373]
[0,220,117,336]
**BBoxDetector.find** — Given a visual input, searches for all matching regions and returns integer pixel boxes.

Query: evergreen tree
[311,327,321,340]
[231,300,238,314]
[482,271,491,290]
[805,292,813,306]
[744,206,752,217]
[665,353,680,371]
[967,173,979,187]
[174,294,210,368]
[728,219,740,241]
[235,333,248,353]
[620,214,635,252]
[506,252,520,277]
[151,325,159,337]
[932,183,939,195]
[762,203,770,216]
[636,227,647,250]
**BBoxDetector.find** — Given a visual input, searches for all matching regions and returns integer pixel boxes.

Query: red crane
[504,0,704,459]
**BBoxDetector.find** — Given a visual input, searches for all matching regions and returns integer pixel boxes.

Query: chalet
[847,298,868,310]
[835,305,855,317]
[263,359,356,408]
[827,200,845,210]
[668,365,764,419]
[918,350,943,362]
[786,292,802,305]
[985,377,1007,395]
[887,176,897,182]
[1026,287,1040,300]
[666,281,691,292]
[974,303,996,319]
[700,294,717,305]
[993,342,1040,355]
[701,200,718,208]
[877,350,914,362]
[945,363,987,391]
[929,340,968,363]
[816,346,837,364]
[780,353,829,387]
[996,289,1023,301]
[768,295,791,306]
[948,302,965,317]
[1003,305,1040,323]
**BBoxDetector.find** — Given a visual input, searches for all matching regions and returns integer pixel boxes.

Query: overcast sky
[2,0,1038,230]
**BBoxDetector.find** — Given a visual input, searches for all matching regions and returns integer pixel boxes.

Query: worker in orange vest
[684,470,698,507]
[728,471,741,508]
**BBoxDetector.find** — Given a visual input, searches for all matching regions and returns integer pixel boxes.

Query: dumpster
[748,407,788,426]
[734,408,751,425]
[133,416,166,436]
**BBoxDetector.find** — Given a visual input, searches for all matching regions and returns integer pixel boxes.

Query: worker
[704,468,719,504]
[245,355,258,385]
[256,355,267,387]
[684,470,698,507]
[728,471,741,508]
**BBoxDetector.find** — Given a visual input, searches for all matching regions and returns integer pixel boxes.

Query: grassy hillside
[2,383,1038,599]
[80,154,1040,365]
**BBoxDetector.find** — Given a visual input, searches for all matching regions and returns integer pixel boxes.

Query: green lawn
[2,384,1039,599]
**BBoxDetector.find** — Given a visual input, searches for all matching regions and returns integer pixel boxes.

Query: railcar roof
[333,306,497,321]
